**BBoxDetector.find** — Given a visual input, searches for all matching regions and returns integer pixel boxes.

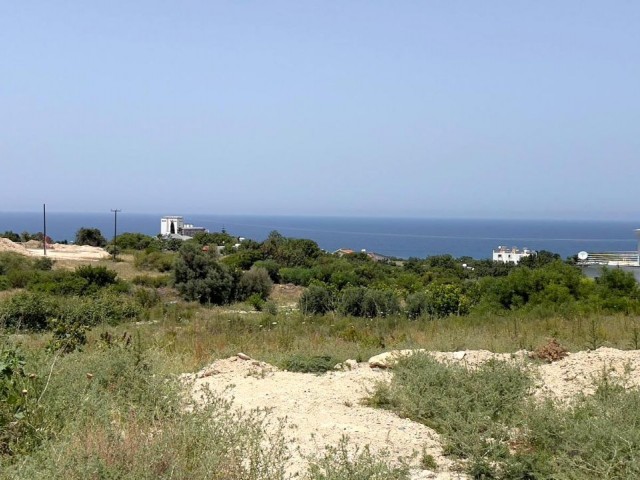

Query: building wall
[160,216,184,236]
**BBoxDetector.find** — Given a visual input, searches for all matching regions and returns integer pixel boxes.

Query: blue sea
[0,212,638,260]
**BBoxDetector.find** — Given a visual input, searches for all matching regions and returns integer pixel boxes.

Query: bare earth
[186,348,640,479]
[0,238,109,261]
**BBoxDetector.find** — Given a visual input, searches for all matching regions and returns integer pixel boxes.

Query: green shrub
[405,291,429,319]
[0,292,59,330]
[282,354,339,373]
[299,285,334,315]
[238,266,273,301]
[132,274,171,288]
[134,251,175,272]
[173,242,238,305]
[367,353,531,473]
[306,436,409,480]
[75,265,117,287]
[280,267,315,286]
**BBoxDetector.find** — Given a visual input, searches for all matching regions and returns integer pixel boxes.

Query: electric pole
[111,209,121,261]
[43,203,47,256]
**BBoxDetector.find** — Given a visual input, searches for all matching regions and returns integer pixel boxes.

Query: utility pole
[111,209,121,261]
[43,203,47,256]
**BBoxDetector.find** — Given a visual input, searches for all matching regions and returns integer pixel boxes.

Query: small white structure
[161,216,184,236]
[492,246,533,265]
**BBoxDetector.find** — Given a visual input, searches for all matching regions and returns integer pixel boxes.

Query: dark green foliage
[132,274,170,288]
[299,285,334,315]
[26,266,120,296]
[405,291,429,319]
[238,266,273,301]
[191,231,236,247]
[109,232,157,251]
[47,318,88,354]
[32,256,54,271]
[0,231,21,242]
[337,287,399,318]
[478,261,585,313]
[282,354,339,373]
[28,270,90,296]
[0,342,30,456]
[262,231,322,268]
[424,283,469,318]
[0,292,58,330]
[173,242,237,304]
[280,266,315,286]
[0,252,32,276]
[134,250,175,272]
[518,250,562,268]
[253,259,281,283]
[75,265,117,287]
[74,227,107,247]
[58,294,141,326]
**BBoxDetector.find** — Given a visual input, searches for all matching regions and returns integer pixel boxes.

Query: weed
[306,435,409,480]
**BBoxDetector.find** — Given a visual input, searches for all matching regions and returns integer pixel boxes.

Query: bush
[132,274,170,288]
[75,265,118,287]
[367,353,531,473]
[405,291,429,319]
[134,251,175,272]
[238,267,273,301]
[307,436,409,480]
[282,354,339,373]
[280,267,315,286]
[0,292,58,330]
[299,285,334,315]
[338,287,399,318]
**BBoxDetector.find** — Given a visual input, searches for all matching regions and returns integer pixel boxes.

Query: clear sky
[1,2,638,219]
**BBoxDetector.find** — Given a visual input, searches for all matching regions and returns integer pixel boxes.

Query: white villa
[160,216,208,238]
[492,246,533,265]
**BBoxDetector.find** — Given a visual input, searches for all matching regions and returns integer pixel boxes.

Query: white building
[492,246,533,264]
[160,216,208,238]
[161,216,184,236]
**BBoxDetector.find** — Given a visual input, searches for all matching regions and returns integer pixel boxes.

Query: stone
[452,351,466,360]
[237,352,252,361]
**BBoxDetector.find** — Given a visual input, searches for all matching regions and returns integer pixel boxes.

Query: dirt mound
[0,238,31,255]
[0,237,109,261]
[186,348,640,479]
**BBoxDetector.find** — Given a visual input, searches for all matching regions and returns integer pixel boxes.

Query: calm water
[0,212,638,260]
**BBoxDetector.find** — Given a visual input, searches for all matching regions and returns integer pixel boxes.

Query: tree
[75,228,107,247]
[173,242,237,304]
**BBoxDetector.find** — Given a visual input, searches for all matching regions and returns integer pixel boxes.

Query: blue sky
[1,2,639,219]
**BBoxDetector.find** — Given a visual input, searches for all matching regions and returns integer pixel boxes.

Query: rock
[237,352,252,361]
[452,351,466,360]
[369,349,426,368]
[344,359,358,370]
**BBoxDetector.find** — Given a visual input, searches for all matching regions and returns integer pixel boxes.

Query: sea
[1,212,638,260]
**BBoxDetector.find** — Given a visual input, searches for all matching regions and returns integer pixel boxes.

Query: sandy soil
[185,348,640,479]
[0,238,109,261]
